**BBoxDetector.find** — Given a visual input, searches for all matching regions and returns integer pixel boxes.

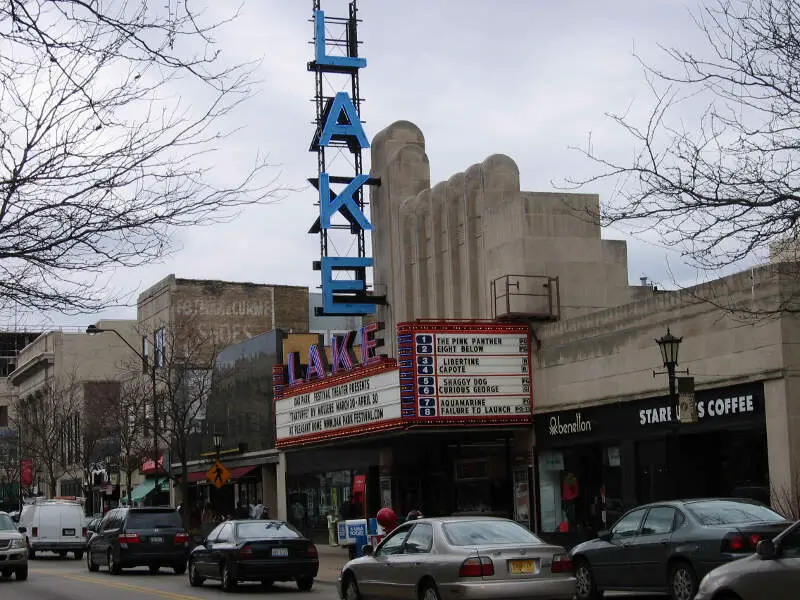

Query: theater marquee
[397,321,533,424]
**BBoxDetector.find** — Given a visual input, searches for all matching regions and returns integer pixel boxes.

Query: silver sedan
[337,516,575,600]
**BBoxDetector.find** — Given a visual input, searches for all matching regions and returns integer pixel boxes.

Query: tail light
[31,527,38,538]
[551,554,573,573]
[722,533,761,553]
[82,528,88,538]
[174,533,190,545]
[118,533,140,548]
[238,545,253,558]
[458,556,494,577]
[308,543,318,558]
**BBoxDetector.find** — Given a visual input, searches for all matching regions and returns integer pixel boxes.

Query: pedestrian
[406,509,423,521]
[235,502,249,520]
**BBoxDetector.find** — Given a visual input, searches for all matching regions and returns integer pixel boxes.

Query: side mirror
[17,526,26,534]
[756,539,777,559]
[597,530,612,542]
[361,544,374,556]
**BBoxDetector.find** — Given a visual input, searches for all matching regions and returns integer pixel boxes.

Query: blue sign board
[308,3,383,316]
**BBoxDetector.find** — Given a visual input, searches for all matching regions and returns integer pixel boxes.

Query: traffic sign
[206,461,231,489]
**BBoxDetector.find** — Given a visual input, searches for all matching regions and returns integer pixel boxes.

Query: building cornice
[8,352,55,385]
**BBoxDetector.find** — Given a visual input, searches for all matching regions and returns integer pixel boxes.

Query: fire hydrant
[327,510,338,546]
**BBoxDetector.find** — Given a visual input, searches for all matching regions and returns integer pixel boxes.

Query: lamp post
[212,432,223,461]
[655,327,683,406]
[87,324,161,502]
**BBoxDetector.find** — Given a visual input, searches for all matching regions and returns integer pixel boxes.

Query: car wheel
[108,551,121,575]
[87,551,99,572]
[574,559,602,600]
[670,561,698,600]
[343,574,361,600]
[149,564,160,574]
[188,560,204,587]
[172,561,186,575]
[27,549,35,560]
[74,551,83,560]
[297,576,314,592]
[15,565,28,581]
[1,568,11,578]
[221,562,237,592]
[420,581,441,600]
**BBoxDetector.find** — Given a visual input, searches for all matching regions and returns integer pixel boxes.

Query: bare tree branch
[0,1,284,313]
[565,0,800,285]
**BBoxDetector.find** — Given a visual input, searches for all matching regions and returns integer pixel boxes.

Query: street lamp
[655,327,682,402]
[212,433,223,460]
[87,324,161,501]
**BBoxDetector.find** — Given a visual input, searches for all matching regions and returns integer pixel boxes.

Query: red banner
[353,474,366,493]
[20,459,33,487]
[140,455,164,475]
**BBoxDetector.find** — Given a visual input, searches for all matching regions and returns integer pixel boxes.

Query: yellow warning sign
[206,461,231,489]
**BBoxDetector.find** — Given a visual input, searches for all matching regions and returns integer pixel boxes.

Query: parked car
[338,516,575,600]
[86,506,189,575]
[19,499,87,560]
[570,498,793,600]
[696,518,800,600]
[188,519,318,592]
[0,511,28,581]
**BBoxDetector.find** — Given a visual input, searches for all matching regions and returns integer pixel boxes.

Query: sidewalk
[315,542,350,585]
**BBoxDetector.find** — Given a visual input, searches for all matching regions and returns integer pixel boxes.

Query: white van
[20,499,87,559]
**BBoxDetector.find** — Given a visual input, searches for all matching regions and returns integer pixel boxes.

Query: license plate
[509,559,534,575]
[62,529,75,536]
[271,547,289,558]
[150,537,164,544]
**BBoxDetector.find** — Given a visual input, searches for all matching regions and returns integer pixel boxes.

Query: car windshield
[236,521,303,540]
[442,520,544,546]
[0,514,14,531]
[687,501,786,525]
[127,510,182,529]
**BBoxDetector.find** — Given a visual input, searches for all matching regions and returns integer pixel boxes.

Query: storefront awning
[130,477,169,502]
[186,465,258,484]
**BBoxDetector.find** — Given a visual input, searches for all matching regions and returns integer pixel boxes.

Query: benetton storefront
[274,321,536,539]
[533,381,768,547]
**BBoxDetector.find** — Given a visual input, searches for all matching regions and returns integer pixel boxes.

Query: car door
[632,505,678,589]
[384,523,435,599]
[356,524,413,600]
[195,523,223,577]
[94,510,119,564]
[591,507,647,589]
[209,523,235,577]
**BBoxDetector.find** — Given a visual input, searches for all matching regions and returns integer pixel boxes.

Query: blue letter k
[319,173,372,230]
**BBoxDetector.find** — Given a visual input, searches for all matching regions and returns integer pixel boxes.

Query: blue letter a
[317,92,370,151]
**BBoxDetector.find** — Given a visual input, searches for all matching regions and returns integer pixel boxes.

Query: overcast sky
[20,0,728,330]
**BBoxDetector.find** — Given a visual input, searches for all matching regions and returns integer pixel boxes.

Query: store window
[538,445,622,533]
[287,469,354,531]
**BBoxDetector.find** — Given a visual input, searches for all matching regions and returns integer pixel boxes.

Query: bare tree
[569,0,800,286]
[0,430,19,510]
[14,374,82,497]
[0,1,280,313]
[152,314,233,524]
[115,375,150,505]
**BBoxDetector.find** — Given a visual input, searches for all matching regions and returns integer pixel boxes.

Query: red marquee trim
[276,418,407,449]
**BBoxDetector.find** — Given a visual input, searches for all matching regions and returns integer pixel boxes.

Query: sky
[16,0,734,330]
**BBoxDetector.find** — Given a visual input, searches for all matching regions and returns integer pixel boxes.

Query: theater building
[265,119,799,547]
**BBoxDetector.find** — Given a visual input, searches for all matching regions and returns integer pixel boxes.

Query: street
[0,555,340,600]
[0,554,671,600]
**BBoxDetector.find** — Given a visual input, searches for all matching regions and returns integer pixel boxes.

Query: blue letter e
[321,257,376,315]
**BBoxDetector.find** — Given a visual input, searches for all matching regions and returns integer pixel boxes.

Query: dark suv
[86,507,189,575]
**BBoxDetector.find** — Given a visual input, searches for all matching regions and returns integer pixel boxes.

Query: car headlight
[9,539,25,549]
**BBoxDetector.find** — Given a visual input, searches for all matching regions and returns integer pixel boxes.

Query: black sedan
[569,498,792,600]
[188,519,319,592]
